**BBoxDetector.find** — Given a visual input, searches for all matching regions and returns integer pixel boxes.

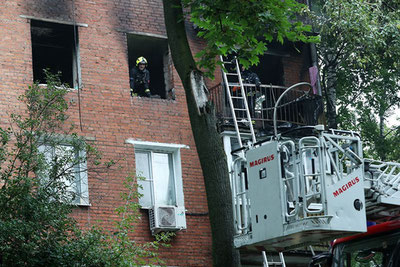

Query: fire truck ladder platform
[230,123,400,251]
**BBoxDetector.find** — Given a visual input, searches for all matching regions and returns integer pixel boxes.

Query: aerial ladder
[221,63,400,253]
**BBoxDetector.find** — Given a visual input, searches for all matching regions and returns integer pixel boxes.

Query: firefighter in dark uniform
[242,69,261,90]
[241,67,261,117]
[130,56,151,97]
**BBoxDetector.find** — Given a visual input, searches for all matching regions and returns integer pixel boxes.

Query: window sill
[74,202,91,207]
[75,203,92,208]
[130,95,177,104]
[59,201,91,207]
[38,83,80,91]
[125,139,189,150]
[131,95,171,100]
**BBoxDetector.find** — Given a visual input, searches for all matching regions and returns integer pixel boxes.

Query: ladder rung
[234,108,247,111]
[306,193,321,198]
[226,73,239,76]
[231,96,245,99]
[263,251,286,267]
[222,61,235,64]
[304,174,322,177]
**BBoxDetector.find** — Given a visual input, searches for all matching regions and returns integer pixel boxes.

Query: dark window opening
[248,54,284,86]
[223,53,284,86]
[31,20,79,88]
[127,34,172,99]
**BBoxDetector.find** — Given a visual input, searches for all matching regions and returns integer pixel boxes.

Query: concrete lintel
[20,15,88,27]
[125,138,189,149]
[118,29,167,39]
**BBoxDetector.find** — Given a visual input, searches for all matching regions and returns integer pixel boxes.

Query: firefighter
[241,67,261,91]
[130,56,151,97]
[241,66,261,117]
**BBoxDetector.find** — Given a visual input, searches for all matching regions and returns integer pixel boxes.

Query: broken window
[127,34,172,99]
[31,20,80,88]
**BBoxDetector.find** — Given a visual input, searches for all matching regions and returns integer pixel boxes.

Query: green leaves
[316,0,400,160]
[184,0,317,77]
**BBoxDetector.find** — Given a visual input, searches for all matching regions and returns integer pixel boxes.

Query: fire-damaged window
[127,34,173,99]
[248,54,284,86]
[31,20,80,89]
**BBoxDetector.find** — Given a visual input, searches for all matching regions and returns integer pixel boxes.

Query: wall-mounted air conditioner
[149,205,186,235]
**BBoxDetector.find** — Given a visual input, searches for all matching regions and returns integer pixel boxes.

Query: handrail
[273,82,312,138]
[231,154,249,234]
[209,82,314,126]
[299,136,326,215]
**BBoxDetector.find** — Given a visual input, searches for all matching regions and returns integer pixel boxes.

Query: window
[129,140,187,234]
[136,151,177,207]
[129,140,186,209]
[127,33,172,99]
[250,54,284,86]
[38,142,89,206]
[334,230,400,267]
[31,20,80,88]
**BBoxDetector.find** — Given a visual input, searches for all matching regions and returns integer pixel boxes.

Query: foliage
[0,72,170,266]
[313,0,400,161]
[183,0,319,76]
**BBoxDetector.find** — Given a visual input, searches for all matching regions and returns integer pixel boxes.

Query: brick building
[0,0,317,266]
[1,0,212,265]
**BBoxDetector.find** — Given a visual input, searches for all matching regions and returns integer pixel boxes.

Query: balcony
[209,82,323,134]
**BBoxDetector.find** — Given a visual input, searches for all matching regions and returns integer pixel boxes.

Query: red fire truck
[310,220,400,266]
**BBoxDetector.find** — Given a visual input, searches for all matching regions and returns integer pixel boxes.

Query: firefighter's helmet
[136,56,147,66]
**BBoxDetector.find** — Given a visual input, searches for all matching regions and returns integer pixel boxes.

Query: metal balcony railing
[209,83,322,129]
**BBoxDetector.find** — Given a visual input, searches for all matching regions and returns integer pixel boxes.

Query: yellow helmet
[136,56,147,66]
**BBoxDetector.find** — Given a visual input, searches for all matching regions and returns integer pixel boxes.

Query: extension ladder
[220,55,256,147]
[262,251,286,267]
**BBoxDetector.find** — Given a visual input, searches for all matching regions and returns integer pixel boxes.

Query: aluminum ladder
[262,251,286,267]
[220,55,256,147]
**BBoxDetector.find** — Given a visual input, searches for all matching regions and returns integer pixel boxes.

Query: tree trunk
[162,1,240,266]
[378,113,386,161]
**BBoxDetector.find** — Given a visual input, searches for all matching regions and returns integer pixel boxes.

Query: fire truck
[220,57,400,265]
[310,220,400,266]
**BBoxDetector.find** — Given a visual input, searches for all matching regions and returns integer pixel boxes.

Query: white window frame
[38,139,89,206]
[126,139,187,209]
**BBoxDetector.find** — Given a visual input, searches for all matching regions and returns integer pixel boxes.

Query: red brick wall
[0,0,212,265]
[283,43,312,88]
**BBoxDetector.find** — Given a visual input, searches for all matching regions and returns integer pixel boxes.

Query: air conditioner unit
[149,205,186,235]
